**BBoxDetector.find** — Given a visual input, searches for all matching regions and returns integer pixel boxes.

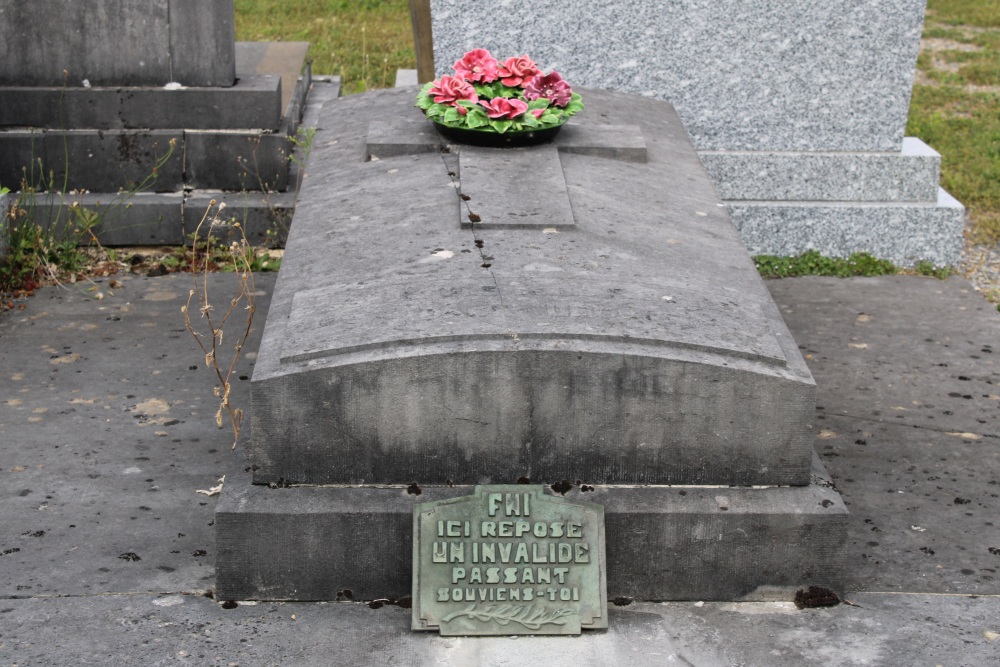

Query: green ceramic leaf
[465,110,488,129]
[489,119,513,134]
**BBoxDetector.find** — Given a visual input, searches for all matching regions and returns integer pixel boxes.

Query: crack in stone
[437,146,511,335]
[829,412,997,440]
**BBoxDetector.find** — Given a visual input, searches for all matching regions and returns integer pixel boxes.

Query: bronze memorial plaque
[412,485,607,635]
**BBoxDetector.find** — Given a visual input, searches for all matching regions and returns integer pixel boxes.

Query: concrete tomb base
[217,452,846,602]
[216,87,847,601]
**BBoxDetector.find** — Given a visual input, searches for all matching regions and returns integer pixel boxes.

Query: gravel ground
[962,239,1000,303]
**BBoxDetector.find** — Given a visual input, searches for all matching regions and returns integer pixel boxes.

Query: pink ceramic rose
[479,97,529,120]
[453,48,500,83]
[427,75,479,111]
[523,72,573,107]
[497,56,541,87]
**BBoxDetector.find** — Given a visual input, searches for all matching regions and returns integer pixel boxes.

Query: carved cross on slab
[366,119,647,230]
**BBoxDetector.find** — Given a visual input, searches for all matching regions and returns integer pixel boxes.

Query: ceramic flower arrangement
[416,49,584,135]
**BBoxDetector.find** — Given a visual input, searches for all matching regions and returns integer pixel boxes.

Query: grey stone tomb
[215,87,848,603]
[427,0,966,266]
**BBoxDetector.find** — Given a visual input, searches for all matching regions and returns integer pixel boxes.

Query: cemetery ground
[0,1,998,663]
[1,268,998,665]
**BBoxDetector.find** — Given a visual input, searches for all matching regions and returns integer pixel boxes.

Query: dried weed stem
[182,201,256,448]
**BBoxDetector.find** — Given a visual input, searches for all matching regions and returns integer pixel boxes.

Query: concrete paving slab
[766,276,998,440]
[2,271,1000,663]
[1,273,272,599]
[815,414,1000,596]
[1,593,998,666]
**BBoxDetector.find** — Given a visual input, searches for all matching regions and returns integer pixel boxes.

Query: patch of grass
[912,260,955,279]
[754,251,899,279]
[754,251,954,280]
[910,3,1000,247]
[923,25,973,40]
[926,0,1000,27]
[233,0,415,93]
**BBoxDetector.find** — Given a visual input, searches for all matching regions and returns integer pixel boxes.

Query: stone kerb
[0,0,236,87]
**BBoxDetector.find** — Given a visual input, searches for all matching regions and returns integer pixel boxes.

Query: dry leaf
[196,476,225,496]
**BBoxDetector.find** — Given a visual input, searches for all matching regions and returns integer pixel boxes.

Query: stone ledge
[0,128,290,193]
[184,192,296,246]
[21,191,294,246]
[216,452,846,602]
[0,0,235,87]
[730,188,967,266]
[0,75,282,130]
[27,192,187,245]
[700,138,941,203]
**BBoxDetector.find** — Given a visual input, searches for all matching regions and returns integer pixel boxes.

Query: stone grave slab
[216,450,846,602]
[217,86,846,602]
[250,88,815,488]
[458,146,574,229]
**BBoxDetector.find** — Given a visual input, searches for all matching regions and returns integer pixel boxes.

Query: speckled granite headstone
[429,0,924,152]
[427,0,966,266]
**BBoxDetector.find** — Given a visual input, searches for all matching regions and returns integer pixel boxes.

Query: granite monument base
[216,451,846,602]
[703,139,965,266]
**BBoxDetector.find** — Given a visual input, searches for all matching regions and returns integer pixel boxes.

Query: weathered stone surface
[168,0,236,88]
[0,130,43,189]
[235,41,311,115]
[45,130,184,193]
[0,129,159,193]
[0,0,234,87]
[367,119,442,159]
[216,453,846,602]
[700,138,943,203]
[184,192,295,246]
[184,131,290,192]
[30,192,185,245]
[0,191,8,260]
[556,124,647,163]
[457,146,574,229]
[249,87,816,487]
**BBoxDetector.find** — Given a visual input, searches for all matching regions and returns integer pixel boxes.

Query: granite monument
[423,0,965,266]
